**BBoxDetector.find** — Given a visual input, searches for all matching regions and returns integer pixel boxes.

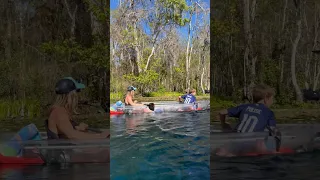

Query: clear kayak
[0,133,109,165]
[110,102,209,115]
[211,124,320,157]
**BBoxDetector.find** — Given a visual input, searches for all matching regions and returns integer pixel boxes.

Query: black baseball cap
[55,77,85,94]
[127,86,137,91]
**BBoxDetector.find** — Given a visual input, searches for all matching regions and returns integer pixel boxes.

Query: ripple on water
[110,111,210,180]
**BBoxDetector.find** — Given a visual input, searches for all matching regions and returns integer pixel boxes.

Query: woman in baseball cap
[124,86,140,106]
[46,77,110,140]
[124,86,152,113]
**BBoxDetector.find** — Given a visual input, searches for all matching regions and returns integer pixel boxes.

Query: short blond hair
[252,84,275,103]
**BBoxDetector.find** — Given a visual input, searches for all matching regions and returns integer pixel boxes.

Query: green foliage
[158,0,190,26]
[145,91,182,97]
[211,96,236,109]
[123,70,160,94]
[212,95,320,111]
[0,0,110,121]
[83,0,108,22]
[111,0,210,95]
[110,92,124,101]
[0,99,41,119]
[41,38,107,68]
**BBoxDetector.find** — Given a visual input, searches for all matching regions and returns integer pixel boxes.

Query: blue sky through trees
[110,0,209,41]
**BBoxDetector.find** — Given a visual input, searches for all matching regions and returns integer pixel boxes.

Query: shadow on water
[110,111,210,180]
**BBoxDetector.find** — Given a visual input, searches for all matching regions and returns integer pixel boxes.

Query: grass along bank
[111,92,210,104]
[0,100,109,131]
[211,96,320,109]
[211,96,320,123]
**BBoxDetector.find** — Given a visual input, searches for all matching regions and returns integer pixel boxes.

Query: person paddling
[124,86,152,113]
[124,86,143,106]
[179,89,197,104]
[216,84,280,156]
[47,77,109,140]
[178,89,198,111]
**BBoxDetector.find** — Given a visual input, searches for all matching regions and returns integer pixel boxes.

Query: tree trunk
[278,0,288,94]
[185,14,192,89]
[64,0,77,37]
[291,19,303,102]
[5,1,12,61]
[75,0,92,47]
[145,45,155,71]
[243,0,250,100]
[243,0,257,101]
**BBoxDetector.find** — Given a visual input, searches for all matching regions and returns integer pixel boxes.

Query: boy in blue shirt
[178,89,198,111]
[219,84,276,132]
[216,84,279,156]
[179,89,197,104]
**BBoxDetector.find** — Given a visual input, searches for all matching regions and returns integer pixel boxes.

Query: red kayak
[110,111,124,115]
[0,154,44,165]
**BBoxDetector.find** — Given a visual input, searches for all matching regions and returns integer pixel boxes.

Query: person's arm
[267,111,280,150]
[127,96,143,106]
[219,105,244,129]
[75,122,88,131]
[179,95,186,102]
[268,111,276,127]
[218,109,228,124]
[56,113,107,139]
[267,111,278,133]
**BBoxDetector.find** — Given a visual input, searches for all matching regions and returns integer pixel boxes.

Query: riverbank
[211,96,320,122]
[211,108,320,123]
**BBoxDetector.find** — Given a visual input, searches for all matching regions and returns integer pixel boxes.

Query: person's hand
[76,123,88,131]
[134,100,138,103]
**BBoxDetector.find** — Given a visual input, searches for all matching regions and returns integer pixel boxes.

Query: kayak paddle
[143,103,155,111]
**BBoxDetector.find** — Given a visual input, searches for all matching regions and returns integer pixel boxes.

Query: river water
[110,111,210,180]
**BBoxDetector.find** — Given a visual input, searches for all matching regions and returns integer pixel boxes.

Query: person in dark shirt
[216,84,279,156]
[179,89,197,104]
[219,84,276,132]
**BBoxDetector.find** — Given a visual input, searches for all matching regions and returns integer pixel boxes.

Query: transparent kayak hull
[110,103,209,115]
[211,124,320,157]
[0,138,109,164]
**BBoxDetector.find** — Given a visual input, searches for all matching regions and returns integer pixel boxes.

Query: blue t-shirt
[227,103,276,133]
[181,94,196,104]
